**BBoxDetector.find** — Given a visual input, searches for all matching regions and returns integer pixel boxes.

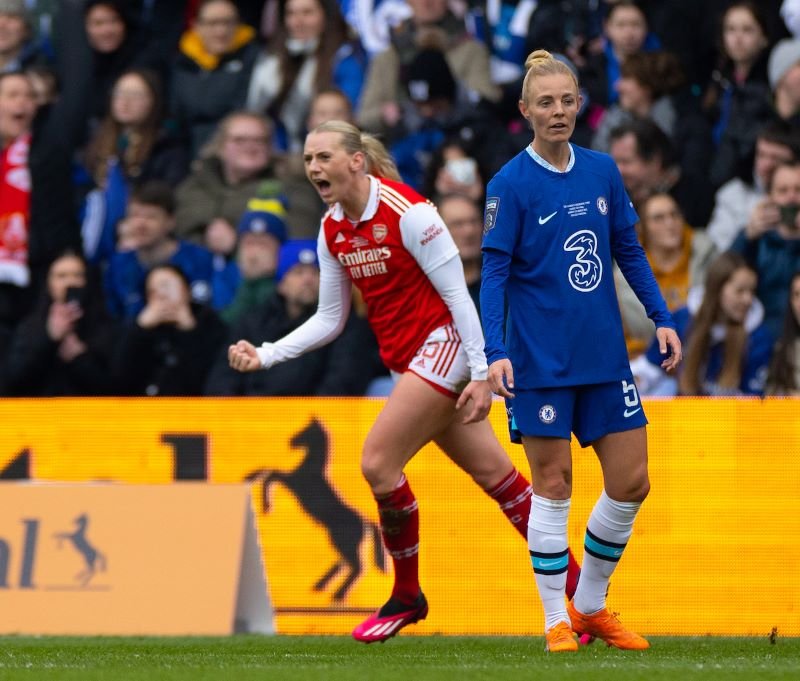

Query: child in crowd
[104,181,215,319]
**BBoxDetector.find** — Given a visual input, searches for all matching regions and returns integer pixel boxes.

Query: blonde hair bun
[524,49,554,70]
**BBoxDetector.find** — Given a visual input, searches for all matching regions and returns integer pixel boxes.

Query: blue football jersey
[480,144,673,388]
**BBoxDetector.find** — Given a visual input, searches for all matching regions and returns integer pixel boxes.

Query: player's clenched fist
[228,340,261,372]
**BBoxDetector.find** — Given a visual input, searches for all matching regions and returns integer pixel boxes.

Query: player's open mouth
[314,179,332,196]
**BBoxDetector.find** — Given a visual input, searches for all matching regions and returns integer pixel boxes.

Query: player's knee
[535,470,572,499]
[469,461,506,491]
[632,476,650,503]
[360,445,400,492]
[360,451,381,488]
[611,474,650,503]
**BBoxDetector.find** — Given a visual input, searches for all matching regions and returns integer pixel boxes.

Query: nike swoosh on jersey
[538,211,557,225]
[623,407,642,418]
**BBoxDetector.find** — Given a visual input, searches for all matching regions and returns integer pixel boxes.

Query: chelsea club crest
[538,404,557,424]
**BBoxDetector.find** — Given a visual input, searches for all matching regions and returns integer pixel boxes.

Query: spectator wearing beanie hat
[218,199,289,324]
[769,37,800,123]
[274,239,318,282]
[238,200,289,244]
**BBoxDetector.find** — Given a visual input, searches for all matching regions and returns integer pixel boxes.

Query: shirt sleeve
[399,202,459,273]
[426,257,489,381]
[256,230,352,368]
[481,174,522,255]
[608,160,675,330]
[400,202,487,380]
[480,175,521,363]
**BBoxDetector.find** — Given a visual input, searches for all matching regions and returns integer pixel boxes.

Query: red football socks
[376,475,420,603]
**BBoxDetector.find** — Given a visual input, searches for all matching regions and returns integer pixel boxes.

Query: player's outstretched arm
[228,340,263,372]
[656,327,682,373]
[488,358,515,398]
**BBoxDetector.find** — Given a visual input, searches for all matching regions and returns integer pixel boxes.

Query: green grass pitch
[1,636,798,680]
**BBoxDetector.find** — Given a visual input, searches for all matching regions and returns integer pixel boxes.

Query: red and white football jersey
[320,176,459,372]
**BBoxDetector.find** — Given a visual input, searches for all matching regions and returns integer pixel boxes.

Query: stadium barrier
[0,483,272,635]
[0,397,797,637]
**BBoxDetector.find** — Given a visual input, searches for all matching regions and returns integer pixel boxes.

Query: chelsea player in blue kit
[480,50,682,652]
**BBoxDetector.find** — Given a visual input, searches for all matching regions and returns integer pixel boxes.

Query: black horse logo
[53,514,107,586]
[245,418,386,602]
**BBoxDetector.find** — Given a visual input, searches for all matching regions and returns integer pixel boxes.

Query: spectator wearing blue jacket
[104,181,216,320]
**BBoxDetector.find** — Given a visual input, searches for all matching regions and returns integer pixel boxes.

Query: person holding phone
[422,140,485,205]
[731,160,800,337]
[112,264,226,396]
[2,250,117,396]
[480,50,681,652]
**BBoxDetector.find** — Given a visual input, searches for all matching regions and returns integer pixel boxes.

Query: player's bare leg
[353,372,454,643]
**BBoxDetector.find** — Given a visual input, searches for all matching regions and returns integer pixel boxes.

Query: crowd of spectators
[0,0,798,398]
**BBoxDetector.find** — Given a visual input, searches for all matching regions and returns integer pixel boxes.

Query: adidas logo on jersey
[335,232,346,243]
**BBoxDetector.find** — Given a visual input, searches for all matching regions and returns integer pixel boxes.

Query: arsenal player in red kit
[229,120,580,642]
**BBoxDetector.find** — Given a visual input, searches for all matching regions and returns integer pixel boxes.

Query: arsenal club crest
[372,224,388,243]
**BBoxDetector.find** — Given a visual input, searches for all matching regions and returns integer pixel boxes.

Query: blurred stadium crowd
[0,0,798,398]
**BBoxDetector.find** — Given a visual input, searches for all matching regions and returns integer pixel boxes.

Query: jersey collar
[526,143,575,173]
[331,175,380,223]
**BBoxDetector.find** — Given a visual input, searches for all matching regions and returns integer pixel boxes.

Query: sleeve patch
[484,196,500,233]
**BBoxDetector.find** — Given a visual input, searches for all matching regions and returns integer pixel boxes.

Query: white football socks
[528,494,570,631]
[573,489,641,615]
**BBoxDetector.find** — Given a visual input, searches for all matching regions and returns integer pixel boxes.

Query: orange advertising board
[0,483,272,635]
[0,397,798,636]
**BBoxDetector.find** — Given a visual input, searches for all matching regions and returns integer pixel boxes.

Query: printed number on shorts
[622,379,639,408]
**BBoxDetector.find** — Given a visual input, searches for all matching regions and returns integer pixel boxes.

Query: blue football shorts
[505,377,648,447]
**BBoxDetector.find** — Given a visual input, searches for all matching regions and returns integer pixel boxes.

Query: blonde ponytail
[360,133,401,181]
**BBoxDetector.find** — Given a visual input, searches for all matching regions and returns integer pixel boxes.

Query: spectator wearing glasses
[175,110,322,245]
[174,111,282,249]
